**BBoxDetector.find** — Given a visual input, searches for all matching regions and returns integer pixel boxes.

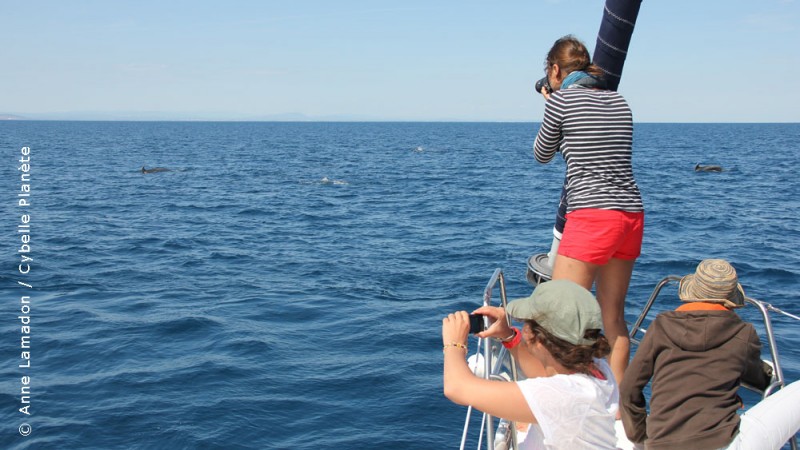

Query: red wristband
[502,327,521,349]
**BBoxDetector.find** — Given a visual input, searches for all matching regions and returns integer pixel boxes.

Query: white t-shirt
[516,358,619,450]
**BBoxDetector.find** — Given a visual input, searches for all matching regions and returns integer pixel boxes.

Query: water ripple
[0,122,798,449]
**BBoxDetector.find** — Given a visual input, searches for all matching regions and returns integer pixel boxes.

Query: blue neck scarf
[560,71,590,90]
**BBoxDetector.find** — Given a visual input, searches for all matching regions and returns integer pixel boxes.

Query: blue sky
[3,0,799,122]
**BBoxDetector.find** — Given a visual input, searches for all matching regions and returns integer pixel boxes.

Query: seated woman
[442,279,619,449]
[620,259,774,449]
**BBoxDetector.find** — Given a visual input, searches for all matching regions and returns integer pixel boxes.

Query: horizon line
[2,117,799,125]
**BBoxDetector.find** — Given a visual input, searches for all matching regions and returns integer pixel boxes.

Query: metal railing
[459,268,520,450]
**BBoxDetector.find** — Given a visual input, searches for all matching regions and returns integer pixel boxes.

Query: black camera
[535,76,552,94]
[469,314,486,334]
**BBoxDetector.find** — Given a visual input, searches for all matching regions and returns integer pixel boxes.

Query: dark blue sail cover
[592,0,643,92]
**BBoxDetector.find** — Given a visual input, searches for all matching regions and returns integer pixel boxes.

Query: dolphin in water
[695,164,723,172]
[141,166,171,174]
[320,176,348,185]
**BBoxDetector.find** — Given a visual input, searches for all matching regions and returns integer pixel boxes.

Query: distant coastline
[1,113,798,124]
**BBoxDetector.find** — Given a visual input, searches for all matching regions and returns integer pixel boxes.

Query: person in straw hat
[442,280,620,449]
[620,259,774,450]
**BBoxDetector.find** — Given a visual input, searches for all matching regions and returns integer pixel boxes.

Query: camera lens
[535,76,552,94]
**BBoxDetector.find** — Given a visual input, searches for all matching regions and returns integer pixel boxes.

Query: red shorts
[558,209,644,265]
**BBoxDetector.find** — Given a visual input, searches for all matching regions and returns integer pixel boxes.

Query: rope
[597,35,629,56]
[604,4,636,28]
[595,63,622,79]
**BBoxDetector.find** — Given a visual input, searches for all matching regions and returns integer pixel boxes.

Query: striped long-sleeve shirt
[534,86,643,213]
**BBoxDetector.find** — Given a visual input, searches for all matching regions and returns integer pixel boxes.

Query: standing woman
[533,35,644,385]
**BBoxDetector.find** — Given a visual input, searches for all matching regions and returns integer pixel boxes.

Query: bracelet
[501,327,521,349]
[500,328,517,342]
[443,342,468,354]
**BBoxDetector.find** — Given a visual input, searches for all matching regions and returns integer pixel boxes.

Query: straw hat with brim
[678,259,746,309]
[506,279,603,346]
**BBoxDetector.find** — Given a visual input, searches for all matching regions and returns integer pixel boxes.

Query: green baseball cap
[506,279,603,346]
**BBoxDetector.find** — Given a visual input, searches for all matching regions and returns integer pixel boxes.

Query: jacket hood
[656,310,747,352]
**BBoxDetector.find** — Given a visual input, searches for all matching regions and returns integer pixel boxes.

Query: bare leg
[595,257,636,387]
[551,254,598,290]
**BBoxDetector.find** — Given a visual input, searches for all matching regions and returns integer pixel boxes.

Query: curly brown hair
[523,319,610,375]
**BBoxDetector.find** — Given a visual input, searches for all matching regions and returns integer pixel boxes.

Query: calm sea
[1,121,798,449]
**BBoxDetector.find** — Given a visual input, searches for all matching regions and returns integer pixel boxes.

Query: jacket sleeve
[740,324,771,391]
[620,319,659,444]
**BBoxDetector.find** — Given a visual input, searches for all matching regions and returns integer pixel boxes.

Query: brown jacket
[620,309,771,450]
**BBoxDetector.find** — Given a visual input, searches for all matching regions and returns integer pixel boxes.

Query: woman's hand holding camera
[442,311,470,349]
[442,306,516,350]
[472,306,514,341]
